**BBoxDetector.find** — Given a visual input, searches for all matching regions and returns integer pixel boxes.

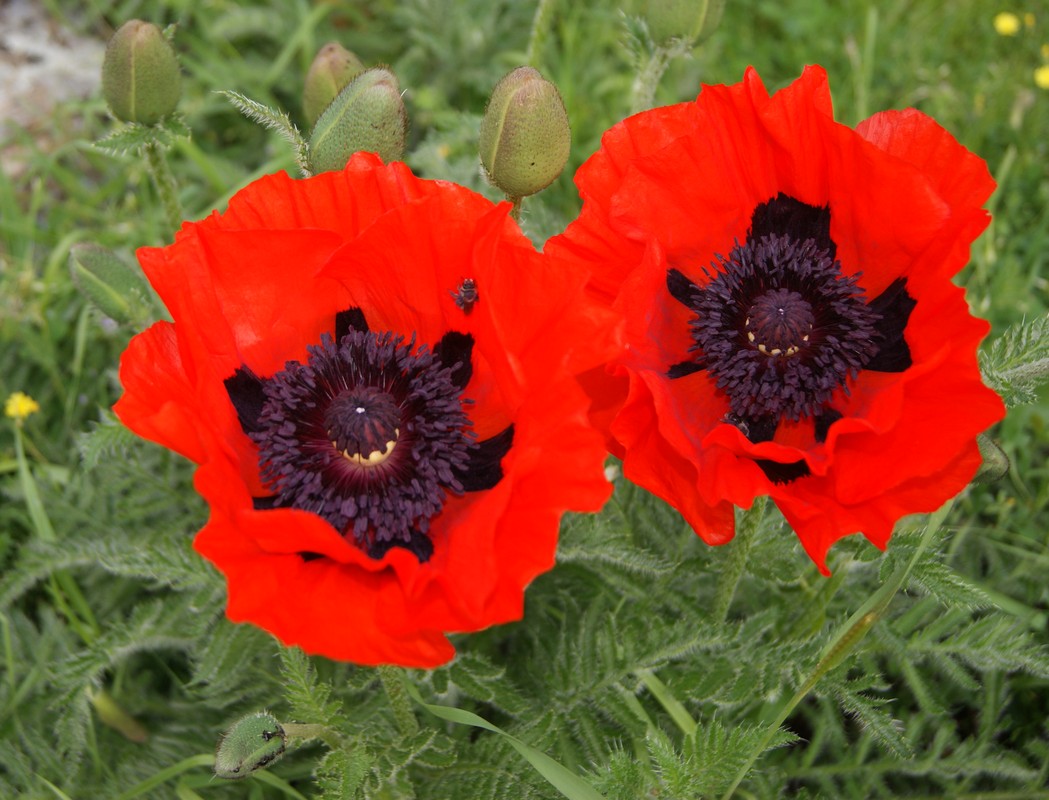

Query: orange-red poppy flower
[116,153,613,666]
[547,66,1004,572]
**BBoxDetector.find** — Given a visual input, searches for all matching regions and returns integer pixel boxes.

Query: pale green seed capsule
[308,67,408,173]
[478,66,570,200]
[101,20,182,125]
[303,42,365,128]
[214,711,287,780]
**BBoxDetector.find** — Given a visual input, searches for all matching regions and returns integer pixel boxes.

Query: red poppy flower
[547,66,1005,573]
[115,153,613,667]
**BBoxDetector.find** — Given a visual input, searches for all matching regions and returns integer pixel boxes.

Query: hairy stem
[526,0,558,67]
[630,45,673,114]
[713,497,766,624]
[143,140,183,235]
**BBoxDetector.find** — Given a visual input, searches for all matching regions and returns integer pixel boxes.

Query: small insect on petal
[451,278,478,314]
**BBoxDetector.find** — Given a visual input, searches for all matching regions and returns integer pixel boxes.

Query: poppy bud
[637,0,726,46]
[101,20,182,125]
[308,67,408,173]
[303,42,365,127]
[69,242,151,325]
[973,433,1010,484]
[478,66,571,200]
[214,711,287,780]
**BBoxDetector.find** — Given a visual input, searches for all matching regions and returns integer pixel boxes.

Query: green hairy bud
[638,0,726,46]
[973,433,1010,484]
[303,42,365,127]
[308,67,408,173]
[68,242,151,325]
[479,66,571,200]
[101,20,182,125]
[214,711,287,780]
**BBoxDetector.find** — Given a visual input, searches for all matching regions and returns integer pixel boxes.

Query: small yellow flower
[1024,12,1036,28]
[994,11,1022,36]
[1035,64,1049,89]
[5,391,40,421]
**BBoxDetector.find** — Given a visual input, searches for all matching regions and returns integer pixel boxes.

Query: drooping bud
[303,42,365,127]
[308,67,407,173]
[637,0,726,47]
[214,711,287,780]
[69,242,151,325]
[972,433,1010,484]
[101,20,182,125]
[478,66,570,200]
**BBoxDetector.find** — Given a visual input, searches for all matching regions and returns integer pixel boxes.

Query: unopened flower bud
[214,711,287,780]
[638,0,726,46]
[303,42,365,127]
[479,67,570,199]
[973,433,1010,484]
[69,242,151,325]
[101,20,182,125]
[308,67,407,173]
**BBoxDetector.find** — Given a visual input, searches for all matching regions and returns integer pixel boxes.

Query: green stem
[526,0,557,67]
[630,45,673,114]
[377,665,419,737]
[143,139,183,235]
[719,500,954,800]
[509,196,523,222]
[713,497,766,624]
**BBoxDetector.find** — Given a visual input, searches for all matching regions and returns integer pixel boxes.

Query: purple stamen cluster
[686,232,881,421]
[250,330,474,553]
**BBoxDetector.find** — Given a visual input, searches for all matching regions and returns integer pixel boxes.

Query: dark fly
[451,278,478,314]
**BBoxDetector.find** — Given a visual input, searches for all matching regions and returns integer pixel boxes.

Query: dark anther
[335,307,369,341]
[864,278,915,373]
[225,366,268,434]
[433,331,474,390]
[457,425,514,492]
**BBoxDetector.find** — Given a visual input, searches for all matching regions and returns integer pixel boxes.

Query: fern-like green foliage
[218,90,311,176]
[980,315,1049,407]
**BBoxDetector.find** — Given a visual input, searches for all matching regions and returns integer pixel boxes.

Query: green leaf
[979,315,1049,407]
[404,681,607,800]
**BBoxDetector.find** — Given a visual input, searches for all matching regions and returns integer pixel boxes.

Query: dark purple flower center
[224,307,513,561]
[684,231,881,422]
[666,195,916,483]
[252,330,473,558]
